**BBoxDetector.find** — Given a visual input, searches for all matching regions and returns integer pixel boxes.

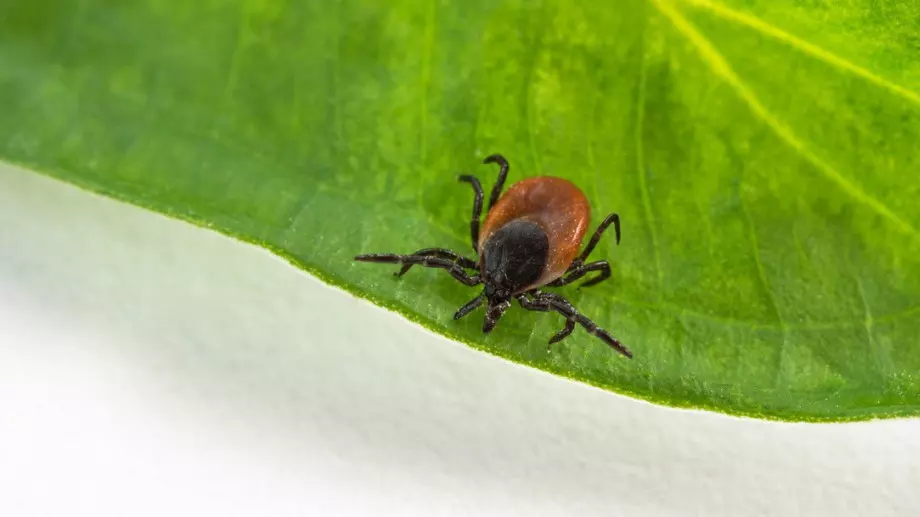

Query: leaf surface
[2,0,920,420]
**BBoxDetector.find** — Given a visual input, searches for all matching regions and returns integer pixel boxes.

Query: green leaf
[2,0,919,421]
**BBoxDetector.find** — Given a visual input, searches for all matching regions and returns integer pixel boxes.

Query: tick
[355,154,631,358]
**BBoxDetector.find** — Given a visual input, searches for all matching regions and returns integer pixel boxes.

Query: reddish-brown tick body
[480,177,590,292]
[355,155,631,357]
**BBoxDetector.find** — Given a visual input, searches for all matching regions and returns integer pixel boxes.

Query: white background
[1,163,919,517]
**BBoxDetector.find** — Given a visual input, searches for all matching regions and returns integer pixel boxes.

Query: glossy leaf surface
[2,0,919,420]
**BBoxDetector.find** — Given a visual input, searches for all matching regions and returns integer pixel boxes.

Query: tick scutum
[480,219,549,300]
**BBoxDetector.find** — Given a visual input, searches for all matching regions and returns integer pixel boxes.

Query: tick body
[355,155,631,358]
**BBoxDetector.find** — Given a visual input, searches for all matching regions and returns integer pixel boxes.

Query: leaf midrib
[678,0,920,107]
[651,0,920,241]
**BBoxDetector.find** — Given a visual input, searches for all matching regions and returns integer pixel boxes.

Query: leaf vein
[419,1,435,165]
[216,6,249,132]
[677,0,920,107]
[855,274,894,378]
[525,13,545,173]
[634,45,663,294]
[739,184,789,389]
[650,0,920,240]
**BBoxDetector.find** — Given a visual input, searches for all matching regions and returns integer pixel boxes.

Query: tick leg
[517,293,576,351]
[575,213,620,265]
[457,175,483,252]
[516,292,550,311]
[355,253,482,286]
[531,291,632,358]
[395,248,478,277]
[550,318,576,344]
[454,293,485,320]
[483,154,510,210]
[547,260,611,288]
